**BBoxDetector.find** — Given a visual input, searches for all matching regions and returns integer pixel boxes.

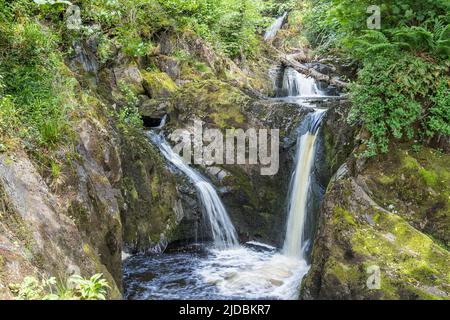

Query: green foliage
[428,80,450,137]
[118,82,143,129]
[10,273,110,300]
[69,274,110,300]
[0,2,75,149]
[304,0,450,155]
[348,52,449,156]
[76,0,270,59]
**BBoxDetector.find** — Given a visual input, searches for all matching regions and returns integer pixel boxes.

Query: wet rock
[68,39,99,87]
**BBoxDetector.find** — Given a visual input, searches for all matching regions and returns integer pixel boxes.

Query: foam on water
[198,247,310,299]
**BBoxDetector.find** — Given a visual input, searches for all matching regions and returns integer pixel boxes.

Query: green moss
[313,166,450,299]
[83,243,90,255]
[419,167,438,187]
[170,79,249,130]
[334,207,357,226]
[324,258,361,285]
[378,174,395,185]
[402,153,420,170]
[367,146,450,248]
[142,71,177,99]
[350,209,449,299]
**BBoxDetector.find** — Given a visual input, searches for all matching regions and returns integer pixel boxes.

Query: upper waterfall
[281,68,322,97]
[147,131,238,248]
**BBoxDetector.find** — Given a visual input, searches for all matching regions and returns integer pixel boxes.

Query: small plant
[50,160,61,179]
[118,82,143,129]
[70,274,110,300]
[412,143,422,153]
[10,273,110,300]
[9,276,57,300]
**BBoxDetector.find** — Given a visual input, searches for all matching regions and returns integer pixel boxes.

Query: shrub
[303,0,450,155]
[118,82,143,129]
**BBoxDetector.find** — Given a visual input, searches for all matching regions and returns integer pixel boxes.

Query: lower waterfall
[283,111,326,258]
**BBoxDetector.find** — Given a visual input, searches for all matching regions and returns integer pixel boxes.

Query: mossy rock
[142,71,178,99]
[169,79,249,130]
[119,126,179,252]
[302,145,450,300]
[364,146,450,249]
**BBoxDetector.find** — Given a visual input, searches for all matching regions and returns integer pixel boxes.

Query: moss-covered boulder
[302,146,450,300]
[168,79,249,130]
[142,71,178,99]
[364,147,450,249]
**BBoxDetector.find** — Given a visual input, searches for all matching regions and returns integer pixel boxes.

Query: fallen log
[279,55,349,89]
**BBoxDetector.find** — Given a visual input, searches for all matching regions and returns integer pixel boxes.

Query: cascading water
[283,110,325,259]
[124,66,330,301]
[280,67,323,97]
[147,131,238,248]
[264,12,287,41]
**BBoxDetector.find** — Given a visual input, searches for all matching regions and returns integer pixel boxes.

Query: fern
[391,26,434,51]
[435,24,450,58]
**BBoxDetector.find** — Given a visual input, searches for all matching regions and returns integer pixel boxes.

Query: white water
[283,111,325,258]
[281,68,323,97]
[125,243,310,300]
[198,246,309,299]
[264,12,287,41]
[147,132,238,248]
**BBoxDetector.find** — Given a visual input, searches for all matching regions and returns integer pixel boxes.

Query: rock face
[119,127,183,253]
[0,152,121,299]
[301,146,450,300]
[0,102,187,299]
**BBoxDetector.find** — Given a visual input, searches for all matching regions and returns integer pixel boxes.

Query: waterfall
[125,65,331,301]
[281,68,322,97]
[264,12,287,41]
[283,110,325,258]
[275,64,328,259]
[147,131,238,248]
